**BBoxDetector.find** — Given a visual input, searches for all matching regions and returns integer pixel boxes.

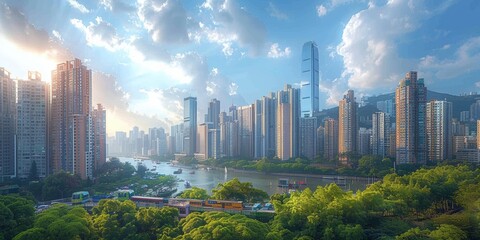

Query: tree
[396,228,431,240]
[0,195,35,240]
[28,161,38,181]
[42,171,82,200]
[211,178,268,202]
[178,187,210,200]
[178,212,269,240]
[429,224,467,240]
[137,163,148,177]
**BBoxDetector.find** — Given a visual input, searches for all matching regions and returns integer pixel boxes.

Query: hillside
[318,90,480,123]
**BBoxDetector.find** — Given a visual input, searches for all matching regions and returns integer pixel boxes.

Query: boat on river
[184,181,191,188]
[173,168,182,174]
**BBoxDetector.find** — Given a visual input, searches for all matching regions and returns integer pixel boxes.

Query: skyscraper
[51,59,93,179]
[426,100,452,162]
[206,98,220,129]
[254,94,277,159]
[92,104,107,171]
[276,84,300,160]
[372,112,390,157]
[16,71,48,179]
[300,41,319,118]
[324,118,338,161]
[0,68,16,180]
[395,71,427,164]
[183,97,197,155]
[238,104,255,158]
[338,90,358,164]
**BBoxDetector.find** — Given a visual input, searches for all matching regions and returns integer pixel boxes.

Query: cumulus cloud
[267,2,288,20]
[316,0,352,17]
[200,0,267,56]
[419,36,480,79]
[70,17,124,51]
[336,0,454,92]
[67,0,90,13]
[137,0,190,44]
[100,0,135,12]
[317,5,327,16]
[267,43,291,58]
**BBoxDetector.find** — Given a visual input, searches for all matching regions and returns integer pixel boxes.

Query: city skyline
[0,0,479,135]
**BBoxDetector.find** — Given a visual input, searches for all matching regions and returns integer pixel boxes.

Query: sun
[0,37,58,83]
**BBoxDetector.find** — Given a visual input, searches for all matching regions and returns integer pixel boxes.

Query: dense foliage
[3,165,480,240]
[178,187,210,200]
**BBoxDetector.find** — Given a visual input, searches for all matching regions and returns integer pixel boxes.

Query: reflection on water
[118,157,371,196]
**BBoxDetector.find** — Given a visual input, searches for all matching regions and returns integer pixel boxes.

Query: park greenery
[1,164,479,239]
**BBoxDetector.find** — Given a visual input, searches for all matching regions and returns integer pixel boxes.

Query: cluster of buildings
[108,42,480,166]
[0,59,106,181]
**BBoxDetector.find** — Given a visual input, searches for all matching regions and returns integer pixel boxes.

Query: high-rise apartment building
[276,85,300,160]
[92,104,106,171]
[219,112,239,158]
[338,90,358,164]
[171,124,184,153]
[426,100,453,162]
[16,72,48,179]
[50,59,93,179]
[254,94,277,159]
[324,118,338,161]
[0,68,15,180]
[238,104,255,158]
[395,71,427,164]
[300,117,317,160]
[183,97,197,155]
[300,41,319,118]
[358,128,372,156]
[206,98,220,129]
[372,112,390,157]
[317,126,325,158]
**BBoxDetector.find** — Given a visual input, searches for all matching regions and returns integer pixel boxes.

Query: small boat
[189,170,195,174]
[173,168,182,174]
[184,181,191,188]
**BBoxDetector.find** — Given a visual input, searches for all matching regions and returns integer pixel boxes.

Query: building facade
[50,59,93,179]
[183,97,197,155]
[426,100,453,162]
[300,117,317,160]
[324,118,338,161]
[92,104,106,171]
[372,112,390,157]
[300,41,319,118]
[276,85,300,160]
[338,90,358,164]
[16,72,48,179]
[395,71,427,164]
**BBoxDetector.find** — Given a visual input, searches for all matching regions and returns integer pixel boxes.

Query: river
[118,157,375,196]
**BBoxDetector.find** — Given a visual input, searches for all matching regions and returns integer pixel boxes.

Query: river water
[118,157,374,196]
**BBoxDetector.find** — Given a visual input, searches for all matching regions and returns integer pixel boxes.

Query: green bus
[116,189,135,201]
[72,191,90,204]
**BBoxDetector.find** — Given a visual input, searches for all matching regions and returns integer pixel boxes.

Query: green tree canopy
[178,187,210,200]
[211,178,268,202]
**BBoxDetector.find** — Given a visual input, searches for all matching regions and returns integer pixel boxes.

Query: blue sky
[0,0,479,134]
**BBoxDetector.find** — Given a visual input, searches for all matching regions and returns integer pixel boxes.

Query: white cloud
[222,42,234,56]
[419,36,480,79]
[336,0,454,92]
[67,0,90,13]
[100,0,135,12]
[52,30,63,43]
[199,0,266,56]
[267,2,288,20]
[70,17,124,51]
[267,43,291,58]
[137,0,190,43]
[317,5,327,16]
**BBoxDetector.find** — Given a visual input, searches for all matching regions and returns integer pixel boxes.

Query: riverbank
[225,167,380,183]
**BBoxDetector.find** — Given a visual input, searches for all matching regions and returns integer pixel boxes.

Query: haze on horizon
[0,0,479,135]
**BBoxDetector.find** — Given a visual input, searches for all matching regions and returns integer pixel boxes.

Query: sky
[1,0,479,135]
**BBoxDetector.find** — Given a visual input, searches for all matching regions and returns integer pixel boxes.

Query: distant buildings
[93,104,107,172]
[323,118,338,161]
[395,71,427,164]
